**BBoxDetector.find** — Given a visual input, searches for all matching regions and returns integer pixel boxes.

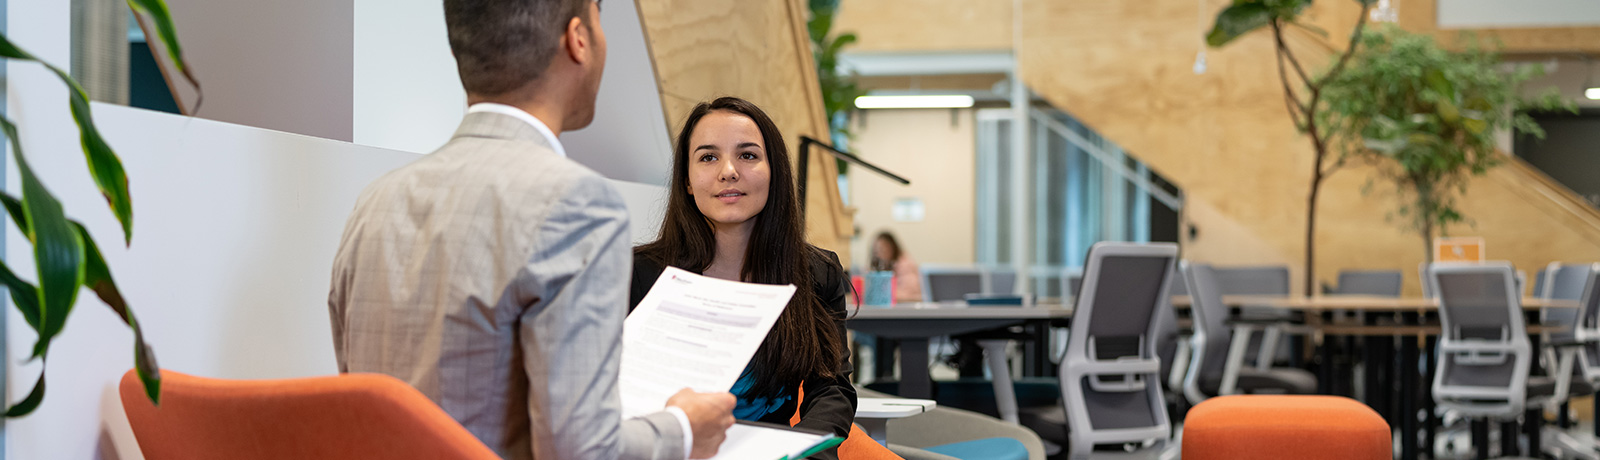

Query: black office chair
[1180,263,1315,404]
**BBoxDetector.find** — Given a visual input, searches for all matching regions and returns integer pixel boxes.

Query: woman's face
[874,238,893,262]
[687,110,771,230]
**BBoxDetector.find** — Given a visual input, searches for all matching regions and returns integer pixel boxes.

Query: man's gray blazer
[329,111,686,460]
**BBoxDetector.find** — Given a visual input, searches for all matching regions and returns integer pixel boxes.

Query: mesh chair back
[1534,267,1551,300]
[1431,262,1531,418]
[1543,265,1591,301]
[1333,270,1402,296]
[1183,264,1233,389]
[1034,268,1066,299]
[1077,259,1170,362]
[1060,242,1178,455]
[986,268,1018,295]
[923,267,984,302]
[1215,266,1290,330]
[1420,262,1434,298]
[1542,264,1593,343]
[1574,267,1600,383]
[1214,266,1290,295]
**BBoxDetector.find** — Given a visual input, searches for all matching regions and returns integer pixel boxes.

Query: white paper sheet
[707,423,836,460]
[619,266,797,418]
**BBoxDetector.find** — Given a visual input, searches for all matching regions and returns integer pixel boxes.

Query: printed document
[619,266,796,418]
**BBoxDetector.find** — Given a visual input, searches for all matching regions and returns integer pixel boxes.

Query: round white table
[855,397,937,447]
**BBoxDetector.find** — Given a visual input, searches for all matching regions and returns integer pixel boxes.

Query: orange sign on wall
[1434,237,1485,263]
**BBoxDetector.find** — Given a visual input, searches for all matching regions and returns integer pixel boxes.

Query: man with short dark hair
[328,1,734,459]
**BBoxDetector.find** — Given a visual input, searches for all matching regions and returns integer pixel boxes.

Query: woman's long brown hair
[635,97,844,398]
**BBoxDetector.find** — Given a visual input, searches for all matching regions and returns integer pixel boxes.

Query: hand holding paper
[667,389,737,459]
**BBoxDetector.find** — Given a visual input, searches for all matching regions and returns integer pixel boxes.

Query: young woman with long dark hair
[630,97,854,457]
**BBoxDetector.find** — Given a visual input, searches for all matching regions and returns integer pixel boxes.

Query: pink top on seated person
[871,232,923,303]
[891,255,921,302]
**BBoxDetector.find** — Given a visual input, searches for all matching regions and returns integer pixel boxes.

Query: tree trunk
[1304,168,1323,296]
[1422,223,1433,266]
[1418,183,1434,272]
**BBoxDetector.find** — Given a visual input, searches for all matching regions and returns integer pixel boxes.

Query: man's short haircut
[445,0,592,96]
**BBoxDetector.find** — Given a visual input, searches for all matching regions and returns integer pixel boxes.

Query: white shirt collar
[465,103,567,158]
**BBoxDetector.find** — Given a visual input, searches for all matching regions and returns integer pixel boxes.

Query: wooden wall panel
[822,0,1600,294]
[637,0,854,263]
[833,0,1013,52]
[1018,0,1600,294]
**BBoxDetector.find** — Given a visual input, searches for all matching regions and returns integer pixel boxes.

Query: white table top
[855,398,937,419]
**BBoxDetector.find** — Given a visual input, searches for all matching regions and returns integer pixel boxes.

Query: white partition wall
[159,0,356,141]
[7,0,677,457]
[352,0,465,154]
[559,0,674,186]
[5,92,420,460]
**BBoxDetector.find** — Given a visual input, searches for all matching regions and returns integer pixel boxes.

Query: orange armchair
[1182,395,1390,460]
[119,370,499,460]
[791,385,904,460]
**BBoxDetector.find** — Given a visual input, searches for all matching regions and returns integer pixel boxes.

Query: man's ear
[563,16,592,66]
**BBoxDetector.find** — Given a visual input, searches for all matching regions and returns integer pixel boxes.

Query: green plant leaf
[4,373,45,417]
[0,190,160,405]
[72,221,160,404]
[72,223,127,321]
[0,115,87,359]
[65,84,135,245]
[0,193,27,234]
[826,33,857,57]
[125,0,201,112]
[0,192,44,332]
[0,34,136,245]
[1435,98,1461,125]
[1207,3,1274,47]
[807,11,833,45]
[0,262,41,332]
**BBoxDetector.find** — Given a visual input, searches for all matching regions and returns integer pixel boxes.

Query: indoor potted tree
[1318,25,1571,263]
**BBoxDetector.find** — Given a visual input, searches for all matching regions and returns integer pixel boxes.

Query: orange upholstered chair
[792,385,903,460]
[119,370,499,460]
[1182,395,1390,460]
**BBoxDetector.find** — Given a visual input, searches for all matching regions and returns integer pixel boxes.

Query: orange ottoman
[1182,395,1390,460]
